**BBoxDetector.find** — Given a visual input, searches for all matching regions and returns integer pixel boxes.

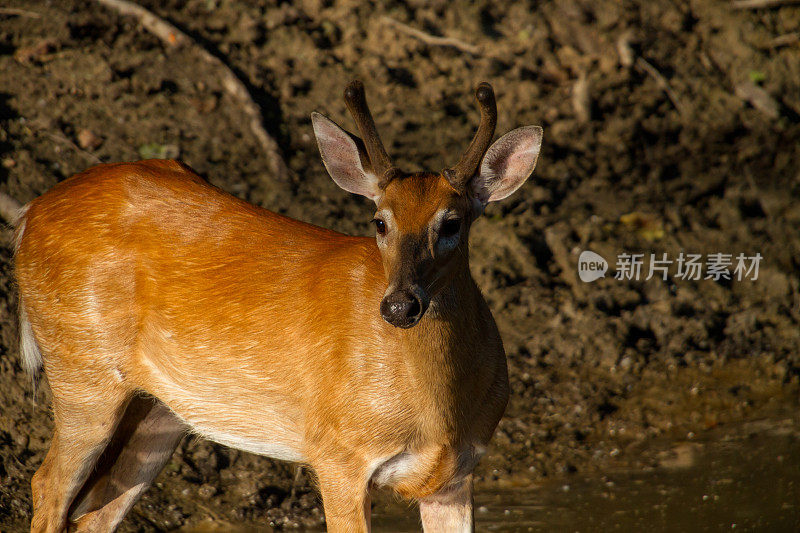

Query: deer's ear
[471,126,543,205]
[312,112,381,201]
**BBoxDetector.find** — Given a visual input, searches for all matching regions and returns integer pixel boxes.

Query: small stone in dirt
[734,81,780,120]
[619,212,665,241]
[1,158,15,168]
[139,143,180,160]
[189,96,218,114]
[197,483,218,498]
[77,129,103,150]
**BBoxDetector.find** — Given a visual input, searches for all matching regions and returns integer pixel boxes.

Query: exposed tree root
[732,0,800,9]
[381,16,482,56]
[95,0,291,182]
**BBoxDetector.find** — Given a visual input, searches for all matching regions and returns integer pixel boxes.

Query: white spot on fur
[369,450,416,487]
[373,208,395,248]
[433,208,461,256]
[437,233,460,254]
[369,443,487,489]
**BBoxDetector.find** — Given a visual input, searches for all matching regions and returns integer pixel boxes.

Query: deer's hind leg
[69,395,185,532]
[30,379,133,533]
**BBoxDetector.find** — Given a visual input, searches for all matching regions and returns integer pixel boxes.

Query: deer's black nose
[380,286,429,328]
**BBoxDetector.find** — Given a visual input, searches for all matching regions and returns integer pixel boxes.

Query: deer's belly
[188,419,306,462]
[138,356,307,462]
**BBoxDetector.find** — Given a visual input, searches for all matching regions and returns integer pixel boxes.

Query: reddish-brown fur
[16,160,508,532]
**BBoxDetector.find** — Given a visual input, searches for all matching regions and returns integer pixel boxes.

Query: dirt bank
[1,0,798,530]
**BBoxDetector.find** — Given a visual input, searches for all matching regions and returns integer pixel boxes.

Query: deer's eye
[440,218,461,238]
[373,218,387,236]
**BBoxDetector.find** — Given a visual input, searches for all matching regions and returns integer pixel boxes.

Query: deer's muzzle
[380,285,429,328]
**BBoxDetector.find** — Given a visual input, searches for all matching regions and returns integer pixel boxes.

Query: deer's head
[312,81,543,329]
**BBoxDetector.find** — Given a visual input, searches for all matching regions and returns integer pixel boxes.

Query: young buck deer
[14,80,542,532]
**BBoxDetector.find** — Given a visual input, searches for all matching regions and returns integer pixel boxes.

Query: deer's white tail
[18,297,42,377]
[7,200,42,378]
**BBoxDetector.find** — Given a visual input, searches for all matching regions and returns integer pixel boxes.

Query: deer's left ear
[470,126,543,205]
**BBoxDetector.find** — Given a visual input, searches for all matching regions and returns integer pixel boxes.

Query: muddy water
[373,419,800,532]
[183,419,799,532]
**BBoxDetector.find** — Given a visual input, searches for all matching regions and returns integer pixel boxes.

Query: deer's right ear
[471,125,543,206]
[312,112,382,201]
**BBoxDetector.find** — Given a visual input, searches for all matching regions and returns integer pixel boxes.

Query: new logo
[578,250,608,282]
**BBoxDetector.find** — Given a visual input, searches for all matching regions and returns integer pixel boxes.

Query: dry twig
[0,7,42,18]
[0,191,23,227]
[572,71,591,123]
[95,0,290,182]
[0,7,41,18]
[734,81,780,119]
[544,223,585,299]
[636,57,688,117]
[381,16,482,56]
[43,130,103,165]
[616,31,635,68]
[767,32,800,48]
[732,0,800,8]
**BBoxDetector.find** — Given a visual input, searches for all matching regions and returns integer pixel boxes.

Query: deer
[11,80,543,532]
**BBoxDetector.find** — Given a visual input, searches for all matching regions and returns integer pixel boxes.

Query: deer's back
[14,160,387,402]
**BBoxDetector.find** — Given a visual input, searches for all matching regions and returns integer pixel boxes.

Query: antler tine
[444,82,497,189]
[344,80,395,180]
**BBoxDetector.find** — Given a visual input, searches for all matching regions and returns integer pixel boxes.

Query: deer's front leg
[314,463,371,533]
[419,474,474,533]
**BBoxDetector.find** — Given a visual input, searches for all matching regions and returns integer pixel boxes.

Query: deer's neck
[396,257,499,437]
[405,254,487,354]
[428,259,477,319]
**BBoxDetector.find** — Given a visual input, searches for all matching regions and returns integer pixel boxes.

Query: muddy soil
[1,0,799,530]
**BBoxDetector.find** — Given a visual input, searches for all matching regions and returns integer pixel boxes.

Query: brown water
[185,418,800,532]
[374,419,799,532]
